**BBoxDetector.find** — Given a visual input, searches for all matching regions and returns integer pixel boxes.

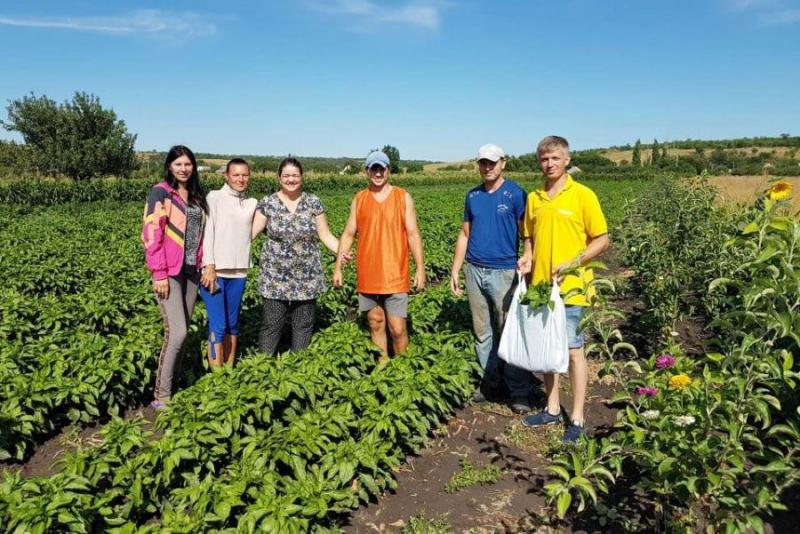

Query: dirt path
[344,366,619,533]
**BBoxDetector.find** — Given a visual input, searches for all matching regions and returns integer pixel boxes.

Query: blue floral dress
[256,193,326,301]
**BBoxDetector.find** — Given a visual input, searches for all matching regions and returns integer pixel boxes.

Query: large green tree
[2,92,137,180]
[381,144,401,174]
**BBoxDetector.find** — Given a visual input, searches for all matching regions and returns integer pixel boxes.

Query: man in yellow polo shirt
[517,135,609,443]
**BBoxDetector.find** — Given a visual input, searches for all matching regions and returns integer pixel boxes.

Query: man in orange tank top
[333,150,426,359]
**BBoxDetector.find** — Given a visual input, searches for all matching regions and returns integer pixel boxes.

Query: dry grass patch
[500,420,563,457]
[602,148,697,163]
[470,401,515,417]
[601,147,798,164]
[423,160,475,172]
[709,175,800,212]
[469,489,520,533]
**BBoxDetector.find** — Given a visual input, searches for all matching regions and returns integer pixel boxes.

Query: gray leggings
[155,271,199,400]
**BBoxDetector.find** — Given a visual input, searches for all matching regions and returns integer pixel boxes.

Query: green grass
[444,457,503,493]
[401,511,454,534]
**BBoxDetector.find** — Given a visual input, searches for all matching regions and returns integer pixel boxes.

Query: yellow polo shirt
[523,175,607,306]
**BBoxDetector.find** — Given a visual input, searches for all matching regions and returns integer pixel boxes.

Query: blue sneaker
[562,422,586,444]
[522,409,563,427]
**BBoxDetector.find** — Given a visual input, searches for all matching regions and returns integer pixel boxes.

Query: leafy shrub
[547,181,800,533]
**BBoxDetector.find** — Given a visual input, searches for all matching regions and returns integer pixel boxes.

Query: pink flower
[656,353,676,369]
[637,386,659,396]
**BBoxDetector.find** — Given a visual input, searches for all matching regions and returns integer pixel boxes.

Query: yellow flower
[670,374,692,390]
[768,180,793,201]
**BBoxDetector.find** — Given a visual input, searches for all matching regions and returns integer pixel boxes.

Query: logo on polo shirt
[497,190,514,214]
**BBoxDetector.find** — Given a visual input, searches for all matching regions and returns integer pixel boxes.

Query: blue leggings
[199,277,247,356]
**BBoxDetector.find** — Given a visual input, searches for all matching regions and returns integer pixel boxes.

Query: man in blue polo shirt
[450,144,532,412]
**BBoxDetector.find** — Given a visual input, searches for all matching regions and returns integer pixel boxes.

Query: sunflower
[768,180,793,201]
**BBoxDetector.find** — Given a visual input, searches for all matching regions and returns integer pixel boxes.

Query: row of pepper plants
[546,178,799,533]
[0,277,477,532]
[0,202,168,460]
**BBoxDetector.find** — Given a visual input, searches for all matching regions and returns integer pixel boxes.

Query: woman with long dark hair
[141,145,208,409]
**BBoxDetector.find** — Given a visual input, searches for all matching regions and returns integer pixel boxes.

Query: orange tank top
[354,186,410,294]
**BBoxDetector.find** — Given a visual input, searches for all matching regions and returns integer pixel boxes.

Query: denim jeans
[464,263,532,398]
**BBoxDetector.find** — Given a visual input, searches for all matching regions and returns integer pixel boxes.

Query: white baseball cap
[477,144,505,162]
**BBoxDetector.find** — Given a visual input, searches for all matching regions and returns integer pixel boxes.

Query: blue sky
[0,0,798,161]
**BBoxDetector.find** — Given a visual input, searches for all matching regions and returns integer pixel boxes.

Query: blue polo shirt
[464,178,526,269]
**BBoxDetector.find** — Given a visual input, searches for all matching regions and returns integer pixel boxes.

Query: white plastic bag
[498,275,569,374]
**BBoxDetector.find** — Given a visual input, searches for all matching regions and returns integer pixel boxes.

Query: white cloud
[720,0,800,25]
[722,0,776,10]
[304,0,444,30]
[381,5,440,29]
[758,7,800,23]
[0,9,217,39]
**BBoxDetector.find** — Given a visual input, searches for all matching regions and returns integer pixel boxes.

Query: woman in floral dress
[251,157,343,354]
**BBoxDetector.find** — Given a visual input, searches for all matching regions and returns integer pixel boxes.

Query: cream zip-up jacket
[202,184,257,278]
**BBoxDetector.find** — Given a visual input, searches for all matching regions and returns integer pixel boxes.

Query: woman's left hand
[201,265,217,289]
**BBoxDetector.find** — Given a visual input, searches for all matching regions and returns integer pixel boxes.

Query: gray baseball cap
[365,150,390,169]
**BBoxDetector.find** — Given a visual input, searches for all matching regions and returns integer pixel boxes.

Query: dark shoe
[562,422,586,444]
[472,388,489,404]
[472,377,501,404]
[522,409,563,427]
[510,396,532,414]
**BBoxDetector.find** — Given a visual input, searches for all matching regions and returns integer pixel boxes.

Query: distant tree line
[189,144,428,175]
[502,137,798,177]
[611,135,800,151]
[618,138,798,176]
[503,151,621,173]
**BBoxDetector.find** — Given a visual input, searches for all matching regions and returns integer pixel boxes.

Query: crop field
[0,175,645,532]
[1,173,797,532]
